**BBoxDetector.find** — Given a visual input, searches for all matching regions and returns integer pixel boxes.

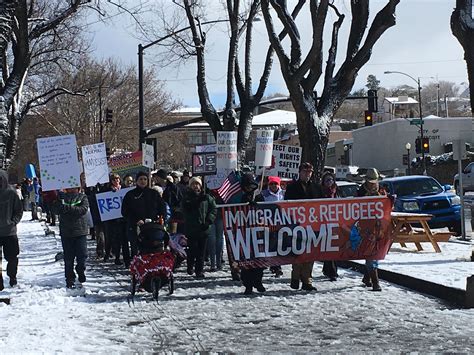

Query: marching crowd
[0,163,387,295]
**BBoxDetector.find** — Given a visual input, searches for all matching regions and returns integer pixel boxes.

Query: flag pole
[259,167,266,192]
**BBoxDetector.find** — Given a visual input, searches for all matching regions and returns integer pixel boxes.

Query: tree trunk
[451,0,474,115]
[289,89,329,182]
[237,105,254,167]
[0,97,8,168]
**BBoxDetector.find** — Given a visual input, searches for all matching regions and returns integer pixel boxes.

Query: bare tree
[261,0,399,178]
[451,0,474,114]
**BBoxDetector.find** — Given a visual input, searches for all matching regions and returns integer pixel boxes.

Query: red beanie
[268,176,281,185]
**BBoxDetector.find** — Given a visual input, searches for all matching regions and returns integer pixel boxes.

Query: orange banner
[222,196,393,269]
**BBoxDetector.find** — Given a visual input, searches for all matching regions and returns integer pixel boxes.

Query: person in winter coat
[42,189,58,226]
[28,177,41,220]
[229,173,266,295]
[53,186,90,289]
[320,171,340,281]
[0,170,23,290]
[121,171,168,257]
[20,178,31,211]
[262,176,285,278]
[284,162,322,291]
[103,174,130,267]
[357,167,385,292]
[181,176,217,279]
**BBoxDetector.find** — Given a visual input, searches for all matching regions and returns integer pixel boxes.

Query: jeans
[365,259,379,271]
[61,235,87,282]
[31,202,39,220]
[208,218,224,269]
[0,235,20,280]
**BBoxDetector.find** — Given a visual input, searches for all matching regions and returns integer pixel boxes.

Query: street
[0,217,472,352]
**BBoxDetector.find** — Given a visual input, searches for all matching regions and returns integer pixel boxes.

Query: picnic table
[390,212,453,252]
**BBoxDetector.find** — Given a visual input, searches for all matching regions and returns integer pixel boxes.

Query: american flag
[216,171,241,203]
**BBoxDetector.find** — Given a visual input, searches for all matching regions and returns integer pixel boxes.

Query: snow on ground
[0,215,473,352]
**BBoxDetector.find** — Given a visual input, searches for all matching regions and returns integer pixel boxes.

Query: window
[205,132,216,144]
[188,132,203,145]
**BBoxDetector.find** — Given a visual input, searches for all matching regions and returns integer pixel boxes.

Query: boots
[290,279,300,290]
[362,273,372,287]
[369,269,382,291]
[0,276,3,291]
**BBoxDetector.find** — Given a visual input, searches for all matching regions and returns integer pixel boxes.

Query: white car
[337,181,360,197]
[453,162,474,194]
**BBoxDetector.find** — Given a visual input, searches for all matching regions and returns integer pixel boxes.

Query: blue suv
[380,175,462,235]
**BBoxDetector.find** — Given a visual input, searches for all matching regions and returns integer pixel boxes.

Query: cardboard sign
[216,131,238,170]
[95,187,133,222]
[142,143,155,169]
[256,144,302,180]
[192,152,217,176]
[109,151,148,180]
[82,143,109,187]
[255,129,274,167]
[222,196,393,269]
[37,134,81,192]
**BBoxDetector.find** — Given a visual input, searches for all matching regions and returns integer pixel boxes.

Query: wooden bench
[391,212,454,252]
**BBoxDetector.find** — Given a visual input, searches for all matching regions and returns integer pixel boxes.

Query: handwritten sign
[255,129,274,167]
[37,134,81,191]
[82,143,109,187]
[216,131,238,171]
[142,143,155,169]
[95,187,133,222]
[256,144,302,180]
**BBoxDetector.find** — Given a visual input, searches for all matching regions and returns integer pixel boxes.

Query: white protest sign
[142,143,155,169]
[37,134,81,191]
[82,142,109,187]
[195,144,229,188]
[255,129,274,167]
[216,131,238,170]
[256,144,302,180]
[95,187,133,222]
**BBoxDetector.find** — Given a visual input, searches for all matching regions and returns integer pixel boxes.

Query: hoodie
[0,170,23,236]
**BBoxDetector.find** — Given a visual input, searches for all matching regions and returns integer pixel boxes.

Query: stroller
[130,222,175,300]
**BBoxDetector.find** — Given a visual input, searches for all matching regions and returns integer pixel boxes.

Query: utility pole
[99,85,104,143]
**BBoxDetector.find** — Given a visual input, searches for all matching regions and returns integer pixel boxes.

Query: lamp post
[405,142,411,175]
[384,71,426,174]
[137,19,230,151]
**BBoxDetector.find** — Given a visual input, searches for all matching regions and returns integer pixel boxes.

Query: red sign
[222,196,393,269]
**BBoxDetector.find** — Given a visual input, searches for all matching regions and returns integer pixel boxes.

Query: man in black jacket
[54,186,90,289]
[284,162,322,291]
[0,170,23,290]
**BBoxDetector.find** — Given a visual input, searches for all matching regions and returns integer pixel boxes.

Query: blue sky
[87,1,468,108]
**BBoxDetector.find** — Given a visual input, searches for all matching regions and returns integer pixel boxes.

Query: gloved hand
[200,223,209,231]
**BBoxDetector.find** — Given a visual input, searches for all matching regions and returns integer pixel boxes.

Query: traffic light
[105,108,113,123]
[415,138,421,154]
[367,89,378,112]
[422,137,430,153]
[364,110,373,126]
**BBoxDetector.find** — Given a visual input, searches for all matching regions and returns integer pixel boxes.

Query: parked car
[453,162,474,194]
[337,181,359,197]
[380,175,462,235]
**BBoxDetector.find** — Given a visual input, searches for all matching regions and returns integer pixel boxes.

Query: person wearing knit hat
[261,176,285,278]
[122,170,168,257]
[181,175,216,279]
[188,176,202,187]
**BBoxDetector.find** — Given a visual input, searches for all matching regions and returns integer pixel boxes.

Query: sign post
[453,140,468,240]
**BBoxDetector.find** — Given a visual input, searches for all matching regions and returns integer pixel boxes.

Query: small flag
[216,171,241,203]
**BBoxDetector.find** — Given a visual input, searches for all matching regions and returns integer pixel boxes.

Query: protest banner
[222,196,393,269]
[256,144,302,180]
[108,151,148,180]
[82,142,109,187]
[37,134,81,191]
[255,129,274,167]
[95,187,133,222]
[142,143,155,169]
[216,131,238,170]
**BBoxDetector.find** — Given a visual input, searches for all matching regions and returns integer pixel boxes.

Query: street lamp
[384,71,426,174]
[405,142,411,175]
[138,19,230,151]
